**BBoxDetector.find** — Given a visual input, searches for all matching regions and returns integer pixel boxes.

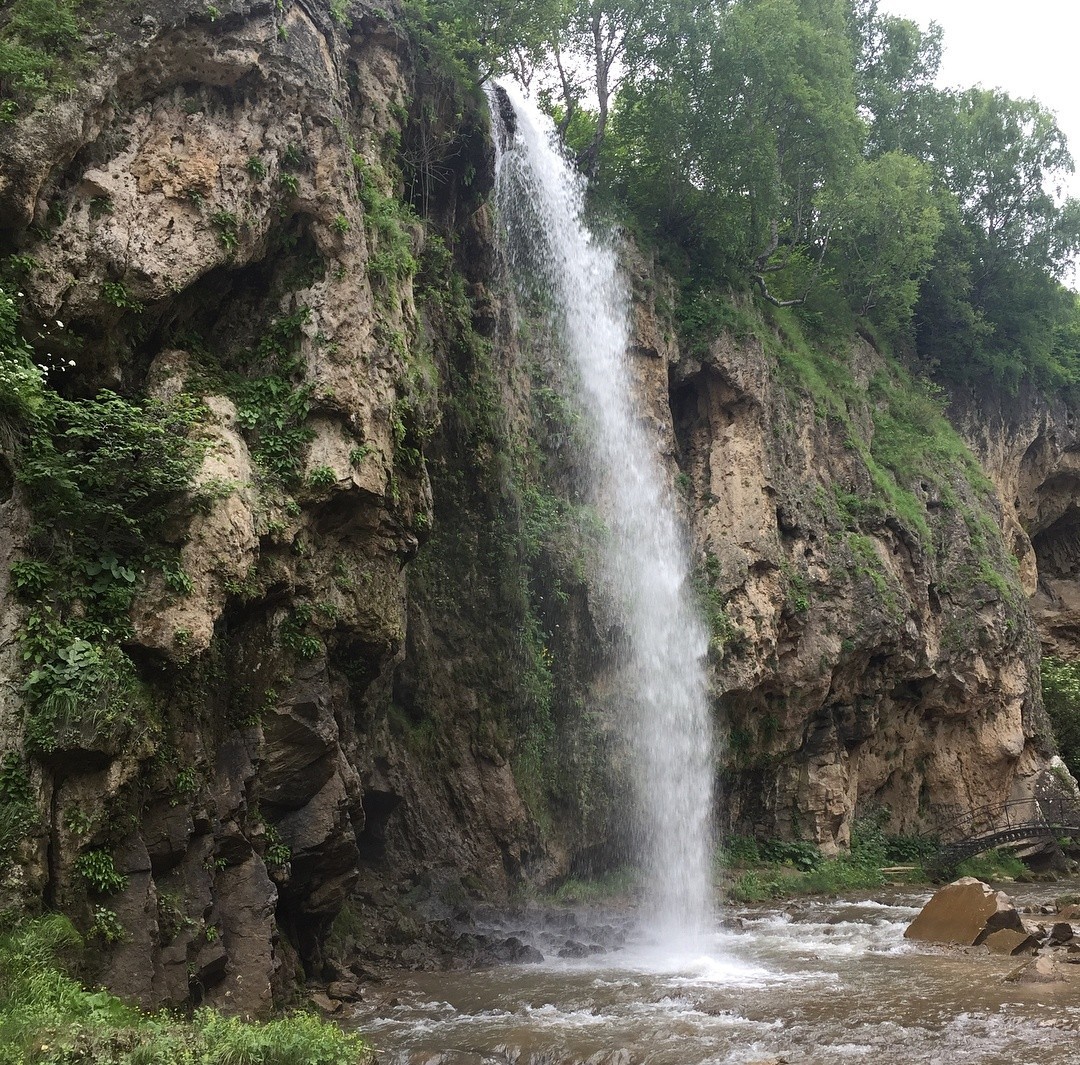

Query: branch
[751,227,832,307]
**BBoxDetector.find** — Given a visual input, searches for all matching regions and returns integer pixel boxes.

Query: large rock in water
[904,877,1025,945]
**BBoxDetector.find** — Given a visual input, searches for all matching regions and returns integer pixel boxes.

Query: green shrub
[73,851,126,895]
[1042,656,1080,780]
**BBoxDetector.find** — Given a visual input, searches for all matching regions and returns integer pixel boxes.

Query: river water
[349,885,1080,1064]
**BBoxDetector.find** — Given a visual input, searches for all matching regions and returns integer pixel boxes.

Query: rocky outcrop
[665,326,1057,848]
[953,384,1080,659]
[0,0,538,1014]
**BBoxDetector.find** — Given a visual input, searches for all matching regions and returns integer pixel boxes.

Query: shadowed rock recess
[0,0,1074,1014]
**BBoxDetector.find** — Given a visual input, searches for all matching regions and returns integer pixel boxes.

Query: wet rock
[327,978,363,1002]
[1058,904,1080,921]
[1048,921,1075,945]
[904,878,1025,946]
[982,928,1039,955]
[310,991,341,1014]
[1005,955,1066,984]
[557,940,605,959]
[454,932,544,967]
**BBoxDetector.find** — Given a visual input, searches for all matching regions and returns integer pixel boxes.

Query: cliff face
[0,0,1072,1016]
[668,329,1056,850]
[0,0,542,1014]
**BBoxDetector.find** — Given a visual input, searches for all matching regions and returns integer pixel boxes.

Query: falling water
[489,82,715,942]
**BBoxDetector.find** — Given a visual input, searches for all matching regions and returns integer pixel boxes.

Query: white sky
[882,0,1080,181]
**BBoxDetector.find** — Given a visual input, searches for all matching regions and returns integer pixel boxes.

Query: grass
[547,868,640,905]
[0,915,371,1065]
[717,818,946,903]
[954,848,1029,882]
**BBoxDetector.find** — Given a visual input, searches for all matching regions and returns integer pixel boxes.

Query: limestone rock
[982,928,1039,955]
[1005,955,1066,984]
[904,878,1025,945]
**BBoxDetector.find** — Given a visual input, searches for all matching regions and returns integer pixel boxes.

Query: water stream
[488,81,714,943]
[350,886,1080,1064]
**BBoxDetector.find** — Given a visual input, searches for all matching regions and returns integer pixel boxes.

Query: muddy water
[348,886,1080,1064]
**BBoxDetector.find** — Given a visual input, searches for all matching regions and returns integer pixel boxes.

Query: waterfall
[489,82,715,942]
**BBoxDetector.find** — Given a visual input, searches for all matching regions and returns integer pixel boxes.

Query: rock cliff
[0,0,1072,1015]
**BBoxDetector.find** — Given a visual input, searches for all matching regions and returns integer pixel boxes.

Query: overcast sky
[882,0,1080,179]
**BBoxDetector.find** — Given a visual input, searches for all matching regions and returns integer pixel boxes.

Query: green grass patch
[954,848,1029,882]
[0,914,371,1065]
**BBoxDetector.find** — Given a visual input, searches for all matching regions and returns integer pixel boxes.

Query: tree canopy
[413,0,1080,391]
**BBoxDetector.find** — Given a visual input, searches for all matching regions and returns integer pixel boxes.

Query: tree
[822,151,941,339]
[846,0,943,158]
[607,0,862,295]
[405,0,568,83]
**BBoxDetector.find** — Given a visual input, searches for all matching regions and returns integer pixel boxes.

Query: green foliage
[719,811,935,900]
[246,156,267,180]
[263,824,291,868]
[210,210,240,251]
[228,307,315,486]
[88,906,125,945]
[0,284,45,419]
[74,851,126,895]
[1042,657,1080,781]
[0,915,370,1064]
[21,390,205,556]
[356,161,419,285]
[280,606,323,661]
[0,754,35,872]
[0,0,80,120]
[955,848,1028,882]
[821,151,942,339]
[307,465,337,490]
[2,287,204,758]
[403,0,563,82]
[161,560,195,596]
[101,281,143,312]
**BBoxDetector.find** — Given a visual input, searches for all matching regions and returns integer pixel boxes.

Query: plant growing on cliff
[0,0,80,120]
[74,850,126,895]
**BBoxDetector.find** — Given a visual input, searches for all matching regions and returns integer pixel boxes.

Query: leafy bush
[0,0,80,120]
[73,851,126,895]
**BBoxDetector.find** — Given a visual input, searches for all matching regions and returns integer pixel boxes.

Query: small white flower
[56,320,64,328]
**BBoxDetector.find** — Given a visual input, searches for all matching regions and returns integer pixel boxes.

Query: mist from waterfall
[488,81,715,943]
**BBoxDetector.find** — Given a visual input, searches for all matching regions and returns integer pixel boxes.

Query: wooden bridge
[930,794,1080,871]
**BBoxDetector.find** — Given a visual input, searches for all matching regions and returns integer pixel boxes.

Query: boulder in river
[904,877,1025,945]
[1047,922,1075,945]
[1005,955,1065,984]
[981,928,1039,956]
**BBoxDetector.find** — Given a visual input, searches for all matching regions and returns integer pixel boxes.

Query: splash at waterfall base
[344,880,1080,1065]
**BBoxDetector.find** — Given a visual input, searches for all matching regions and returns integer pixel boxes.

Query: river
[347,883,1080,1064]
